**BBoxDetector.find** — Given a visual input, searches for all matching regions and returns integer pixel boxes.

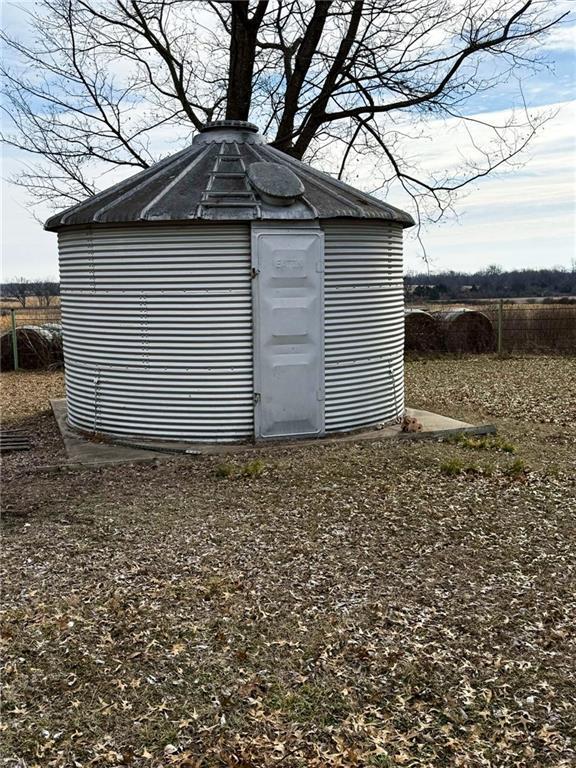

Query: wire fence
[485,303,575,354]
[405,301,576,355]
[1,306,63,371]
[1,301,574,371]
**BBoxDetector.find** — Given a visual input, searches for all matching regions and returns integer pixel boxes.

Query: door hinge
[251,266,260,279]
[317,389,325,401]
[253,392,261,403]
[316,260,324,273]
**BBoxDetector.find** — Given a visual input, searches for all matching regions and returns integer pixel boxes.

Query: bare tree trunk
[226,2,268,121]
[291,0,364,159]
[273,1,332,152]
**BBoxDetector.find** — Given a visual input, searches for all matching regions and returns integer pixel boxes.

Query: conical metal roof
[45,121,414,231]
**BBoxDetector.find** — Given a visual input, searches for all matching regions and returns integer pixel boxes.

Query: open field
[0,304,61,334]
[1,356,575,767]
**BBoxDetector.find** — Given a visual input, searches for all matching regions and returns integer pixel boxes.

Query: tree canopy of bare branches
[1,278,32,308]
[1,0,569,222]
[1,279,60,307]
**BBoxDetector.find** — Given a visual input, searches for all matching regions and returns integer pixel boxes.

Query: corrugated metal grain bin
[45,121,414,443]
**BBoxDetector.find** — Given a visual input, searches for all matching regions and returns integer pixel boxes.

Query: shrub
[505,458,529,480]
[241,459,265,478]
[440,457,466,476]
[452,434,516,453]
[440,458,487,476]
[215,462,236,479]
[214,459,266,479]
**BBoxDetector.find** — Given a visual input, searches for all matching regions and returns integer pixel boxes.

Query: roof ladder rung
[200,201,260,208]
[209,172,246,179]
[203,192,255,199]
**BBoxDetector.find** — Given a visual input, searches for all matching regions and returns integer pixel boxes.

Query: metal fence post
[10,308,19,371]
[497,299,503,356]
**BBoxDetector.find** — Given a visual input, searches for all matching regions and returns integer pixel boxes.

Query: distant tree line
[405,266,576,301]
[1,278,60,308]
[2,267,575,307]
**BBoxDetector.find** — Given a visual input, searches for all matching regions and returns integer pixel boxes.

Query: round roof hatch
[247,162,305,206]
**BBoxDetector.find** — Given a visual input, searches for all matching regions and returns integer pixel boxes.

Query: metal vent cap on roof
[247,162,305,206]
[193,120,263,145]
[201,120,259,133]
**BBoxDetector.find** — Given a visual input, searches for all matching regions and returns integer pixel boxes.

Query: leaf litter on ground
[1,355,575,766]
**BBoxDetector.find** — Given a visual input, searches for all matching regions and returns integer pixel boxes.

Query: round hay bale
[0,326,61,370]
[42,323,64,365]
[405,309,442,351]
[49,335,64,364]
[42,322,63,335]
[433,309,495,353]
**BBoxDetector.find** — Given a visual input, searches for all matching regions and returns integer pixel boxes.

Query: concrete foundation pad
[51,399,496,467]
[51,400,169,466]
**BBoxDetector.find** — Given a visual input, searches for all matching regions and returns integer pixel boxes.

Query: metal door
[252,225,324,439]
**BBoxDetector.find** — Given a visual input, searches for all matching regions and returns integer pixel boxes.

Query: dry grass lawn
[1,356,575,767]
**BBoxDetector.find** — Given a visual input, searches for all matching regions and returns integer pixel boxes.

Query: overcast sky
[1,6,575,280]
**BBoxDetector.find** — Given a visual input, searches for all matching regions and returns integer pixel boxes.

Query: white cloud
[540,22,576,51]
[1,155,59,281]
[1,102,575,279]
[2,0,574,278]
[400,101,576,271]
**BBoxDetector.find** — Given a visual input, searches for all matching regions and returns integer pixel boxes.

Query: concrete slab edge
[49,398,497,470]
[397,423,497,441]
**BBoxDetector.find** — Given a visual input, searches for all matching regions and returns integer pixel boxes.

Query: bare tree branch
[1,0,570,223]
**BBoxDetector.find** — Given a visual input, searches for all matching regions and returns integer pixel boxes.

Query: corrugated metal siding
[323,220,404,431]
[59,224,253,441]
